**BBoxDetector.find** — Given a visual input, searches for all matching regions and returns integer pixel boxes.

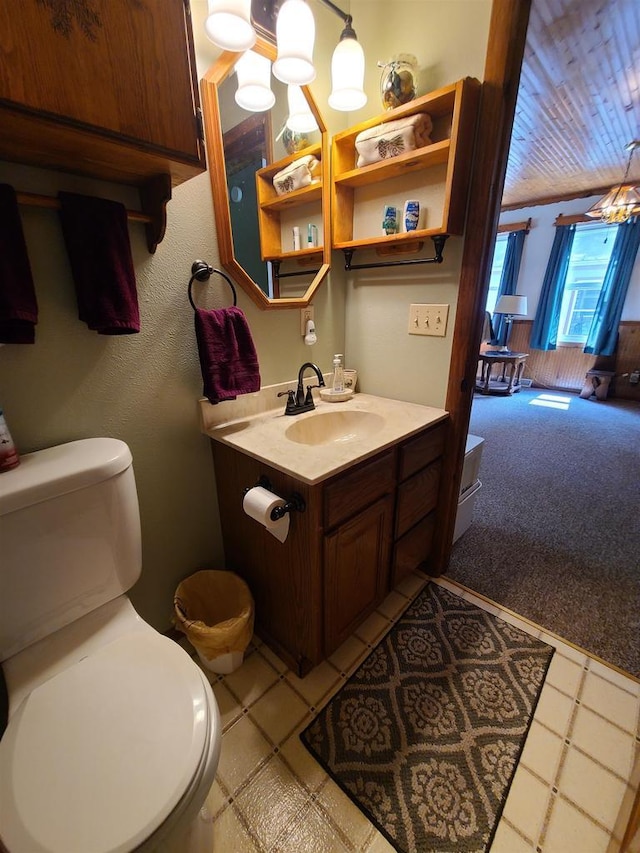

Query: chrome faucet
[277,362,325,415]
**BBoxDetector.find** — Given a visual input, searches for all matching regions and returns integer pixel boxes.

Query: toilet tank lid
[0,438,133,516]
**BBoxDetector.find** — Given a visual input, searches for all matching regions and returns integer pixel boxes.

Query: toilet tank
[0,438,142,661]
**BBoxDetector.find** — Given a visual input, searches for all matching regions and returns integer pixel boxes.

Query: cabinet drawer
[324,450,395,530]
[399,422,446,481]
[395,460,441,538]
[392,513,436,586]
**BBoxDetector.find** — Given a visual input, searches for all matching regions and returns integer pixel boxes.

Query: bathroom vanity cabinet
[210,419,446,676]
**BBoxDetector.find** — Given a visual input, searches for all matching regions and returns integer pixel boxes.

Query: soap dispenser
[332,354,344,393]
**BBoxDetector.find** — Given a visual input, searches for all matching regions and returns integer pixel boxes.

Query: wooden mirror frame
[200,39,331,310]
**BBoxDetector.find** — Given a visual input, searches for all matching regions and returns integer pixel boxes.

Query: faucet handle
[303,385,321,406]
[277,389,297,415]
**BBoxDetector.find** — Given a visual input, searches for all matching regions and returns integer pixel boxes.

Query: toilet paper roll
[242,486,290,543]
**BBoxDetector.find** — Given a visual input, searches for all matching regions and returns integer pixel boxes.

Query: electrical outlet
[300,305,314,336]
[408,304,449,337]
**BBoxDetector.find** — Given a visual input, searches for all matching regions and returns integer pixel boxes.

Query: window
[486,234,508,314]
[557,222,617,344]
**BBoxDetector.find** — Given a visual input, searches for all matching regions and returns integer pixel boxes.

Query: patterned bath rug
[301,582,554,853]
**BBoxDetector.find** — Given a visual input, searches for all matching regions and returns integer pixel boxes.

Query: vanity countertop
[199,389,447,484]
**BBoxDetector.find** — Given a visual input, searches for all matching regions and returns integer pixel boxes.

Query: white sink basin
[285,410,384,446]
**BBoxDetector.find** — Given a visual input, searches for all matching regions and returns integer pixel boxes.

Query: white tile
[495,610,540,639]
[580,672,639,734]
[273,801,351,852]
[233,755,310,850]
[532,683,576,736]
[211,680,243,731]
[202,778,229,819]
[278,733,328,794]
[558,747,629,832]
[571,705,637,779]
[221,648,280,707]
[490,820,536,851]
[545,654,585,698]
[365,831,398,852]
[249,680,310,745]
[519,721,565,784]
[216,715,273,796]
[286,660,341,708]
[502,766,550,843]
[316,778,375,851]
[539,634,589,668]
[393,572,427,600]
[543,796,612,853]
[328,634,369,675]
[257,642,289,674]
[354,611,392,646]
[211,804,260,852]
[588,659,640,697]
[376,589,408,620]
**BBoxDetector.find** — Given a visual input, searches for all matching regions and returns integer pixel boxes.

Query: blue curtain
[584,217,640,356]
[492,229,527,345]
[530,223,575,350]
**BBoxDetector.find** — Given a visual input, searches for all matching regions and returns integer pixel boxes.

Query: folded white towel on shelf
[273,154,321,196]
[355,113,433,168]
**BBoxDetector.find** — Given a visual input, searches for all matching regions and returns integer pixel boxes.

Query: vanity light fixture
[205,0,256,51]
[586,140,640,225]
[272,0,316,86]
[204,0,366,113]
[286,85,319,133]
[234,50,275,112]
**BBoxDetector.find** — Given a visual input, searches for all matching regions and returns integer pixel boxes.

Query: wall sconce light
[286,85,319,133]
[204,0,367,113]
[205,0,256,51]
[234,50,275,111]
[586,140,640,225]
[494,294,528,352]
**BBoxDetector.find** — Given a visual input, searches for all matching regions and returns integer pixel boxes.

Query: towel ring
[188,260,237,310]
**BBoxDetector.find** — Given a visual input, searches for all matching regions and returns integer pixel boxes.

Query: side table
[477,351,529,395]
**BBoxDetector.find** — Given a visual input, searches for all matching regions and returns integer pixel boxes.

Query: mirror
[201,38,330,309]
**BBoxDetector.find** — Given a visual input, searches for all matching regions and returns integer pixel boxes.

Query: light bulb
[234,51,275,112]
[328,28,367,111]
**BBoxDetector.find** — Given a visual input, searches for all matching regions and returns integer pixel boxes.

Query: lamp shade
[204,0,256,51]
[234,51,275,112]
[286,85,319,133]
[273,0,316,86]
[585,185,640,224]
[495,294,528,316]
[328,33,367,111]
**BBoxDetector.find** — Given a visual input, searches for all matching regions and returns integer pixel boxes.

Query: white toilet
[0,438,221,853]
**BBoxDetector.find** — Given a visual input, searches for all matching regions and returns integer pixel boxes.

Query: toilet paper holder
[243,477,306,521]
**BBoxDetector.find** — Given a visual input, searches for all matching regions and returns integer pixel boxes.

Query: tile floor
[192,573,640,852]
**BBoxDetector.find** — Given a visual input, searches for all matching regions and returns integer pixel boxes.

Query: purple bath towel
[58,191,140,334]
[195,306,261,404]
[0,184,38,344]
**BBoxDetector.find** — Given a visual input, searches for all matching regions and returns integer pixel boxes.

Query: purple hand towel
[58,192,140,334]
[0,184,38,344]
[195,306,261,404]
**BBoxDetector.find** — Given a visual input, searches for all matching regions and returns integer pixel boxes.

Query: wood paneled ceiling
[502,0,640,211]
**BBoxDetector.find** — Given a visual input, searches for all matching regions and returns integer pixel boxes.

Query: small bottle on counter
[332,354,344,393]
[403,199,420,231]
[292,226,301,251]
[0,409,20,472]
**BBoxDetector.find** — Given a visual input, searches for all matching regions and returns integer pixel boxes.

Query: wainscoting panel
[505,320,640,398]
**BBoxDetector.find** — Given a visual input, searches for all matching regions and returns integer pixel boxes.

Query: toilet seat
[0,632,213,853]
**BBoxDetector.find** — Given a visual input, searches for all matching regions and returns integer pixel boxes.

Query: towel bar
[188,260,237,309]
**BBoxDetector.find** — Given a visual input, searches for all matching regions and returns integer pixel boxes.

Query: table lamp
[494,294,528,352]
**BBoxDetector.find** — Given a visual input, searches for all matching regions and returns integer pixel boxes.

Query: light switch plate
[408,304,449,336]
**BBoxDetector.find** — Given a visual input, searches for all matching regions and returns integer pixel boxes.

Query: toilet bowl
[0,439,222,852]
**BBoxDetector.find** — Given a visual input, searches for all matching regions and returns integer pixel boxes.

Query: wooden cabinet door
[0,0,202,163]
[324,495,393,655]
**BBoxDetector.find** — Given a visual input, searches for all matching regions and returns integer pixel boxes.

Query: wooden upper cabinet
[0,0,205,187]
